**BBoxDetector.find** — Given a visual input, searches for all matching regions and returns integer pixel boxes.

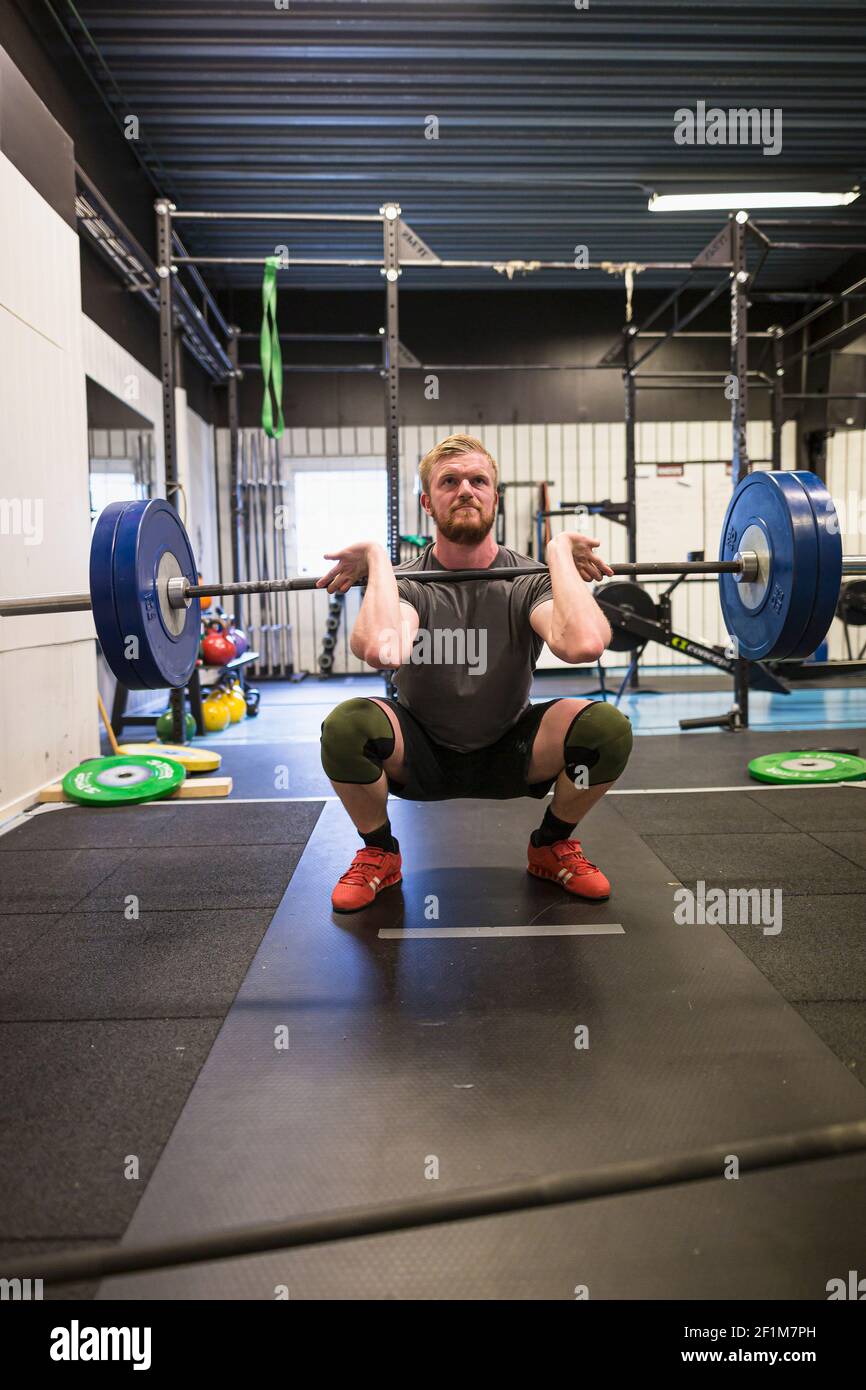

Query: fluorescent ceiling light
[648,190,860,212]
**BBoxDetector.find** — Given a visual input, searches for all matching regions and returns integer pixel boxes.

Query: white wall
[0,149,218,818]
[180,397,220,588]
[0,151,96,818]
[81,316,166,488]
[218,417,828,677]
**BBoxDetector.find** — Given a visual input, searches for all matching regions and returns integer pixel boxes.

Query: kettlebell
[202,693,231,732]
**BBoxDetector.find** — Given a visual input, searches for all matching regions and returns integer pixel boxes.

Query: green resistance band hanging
[260,255,285,439]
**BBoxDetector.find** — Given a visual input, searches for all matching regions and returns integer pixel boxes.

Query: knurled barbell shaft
[183,558,747,603]
[5,555,866,619]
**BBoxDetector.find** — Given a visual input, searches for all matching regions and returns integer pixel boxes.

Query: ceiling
[53,0,866,293]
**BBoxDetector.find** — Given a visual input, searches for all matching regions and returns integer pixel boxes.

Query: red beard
[433,501,496,543]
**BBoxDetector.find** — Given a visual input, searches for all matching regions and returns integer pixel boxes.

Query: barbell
[0,470,862,689]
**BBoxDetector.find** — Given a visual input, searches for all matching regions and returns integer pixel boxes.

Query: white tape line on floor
[378,923,625,938]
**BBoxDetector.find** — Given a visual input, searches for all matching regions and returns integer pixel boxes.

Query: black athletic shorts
[379,697,563,802]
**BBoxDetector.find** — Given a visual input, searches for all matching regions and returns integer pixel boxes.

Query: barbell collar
[166,576,192,611]
[733,549,760,584]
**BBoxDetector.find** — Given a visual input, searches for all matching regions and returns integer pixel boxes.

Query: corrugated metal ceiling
[59,0,866,291]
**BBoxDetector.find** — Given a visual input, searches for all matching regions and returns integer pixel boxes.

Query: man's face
[424,453,498,543]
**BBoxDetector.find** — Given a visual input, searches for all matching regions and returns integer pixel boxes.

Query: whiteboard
[633,467,703,560]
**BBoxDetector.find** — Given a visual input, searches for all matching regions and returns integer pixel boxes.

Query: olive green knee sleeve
[320,698,396,785]
[563,701,633,786]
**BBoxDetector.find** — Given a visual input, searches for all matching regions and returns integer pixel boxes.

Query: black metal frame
[600,210,866,730]
[155,200,407,571]
[115,194,866,733]
[151,204,698,702]
[226,329,243,632]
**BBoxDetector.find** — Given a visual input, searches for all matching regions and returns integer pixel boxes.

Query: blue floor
[590,668,866,736]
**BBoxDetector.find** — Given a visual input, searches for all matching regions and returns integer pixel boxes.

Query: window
[294,468,388,575]
[88,428,154,522]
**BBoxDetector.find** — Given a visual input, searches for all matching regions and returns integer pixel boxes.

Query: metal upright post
[623,329,637,566]
[771,327,784,470]
[155,198,187,742]
[731,215,751,487]
[623,327,639,689]
[227,328,244,630]
[806,429,831,481]
[731,214,751,728]
[381,205,402,702]
[156,200,179,497]
[382,205,401,565]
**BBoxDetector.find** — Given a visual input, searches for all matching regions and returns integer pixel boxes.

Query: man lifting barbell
[317,434,634,912]
[0,452,857,890]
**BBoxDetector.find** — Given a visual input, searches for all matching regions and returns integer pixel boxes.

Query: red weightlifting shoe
[331,846,402,913]
[527,837,610,901]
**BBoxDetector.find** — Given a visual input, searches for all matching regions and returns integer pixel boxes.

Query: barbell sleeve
[0,593,93,617]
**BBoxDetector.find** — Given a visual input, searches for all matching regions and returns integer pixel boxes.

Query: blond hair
[418,434,498,494]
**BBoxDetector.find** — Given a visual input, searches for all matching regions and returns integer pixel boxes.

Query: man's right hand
[317,541,387,594]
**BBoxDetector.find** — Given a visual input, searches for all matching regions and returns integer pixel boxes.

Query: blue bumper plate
[89,502,129,682]
[718,470,819,660]
[113,499,199,689]
[790,470,843,659]
[92,499,199,689]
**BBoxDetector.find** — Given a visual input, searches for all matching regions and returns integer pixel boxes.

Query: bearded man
[318,434,633,912]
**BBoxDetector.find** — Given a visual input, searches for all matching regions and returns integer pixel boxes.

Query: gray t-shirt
[393,544,553,751]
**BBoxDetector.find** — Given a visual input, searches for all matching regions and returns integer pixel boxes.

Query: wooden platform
[39,776,233,803]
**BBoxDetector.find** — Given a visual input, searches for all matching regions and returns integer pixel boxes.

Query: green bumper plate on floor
[748,751,866,785]
[62,754,186,805]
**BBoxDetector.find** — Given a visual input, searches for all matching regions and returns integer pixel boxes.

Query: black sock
[362,819,399,854]
[531,806,577,848]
